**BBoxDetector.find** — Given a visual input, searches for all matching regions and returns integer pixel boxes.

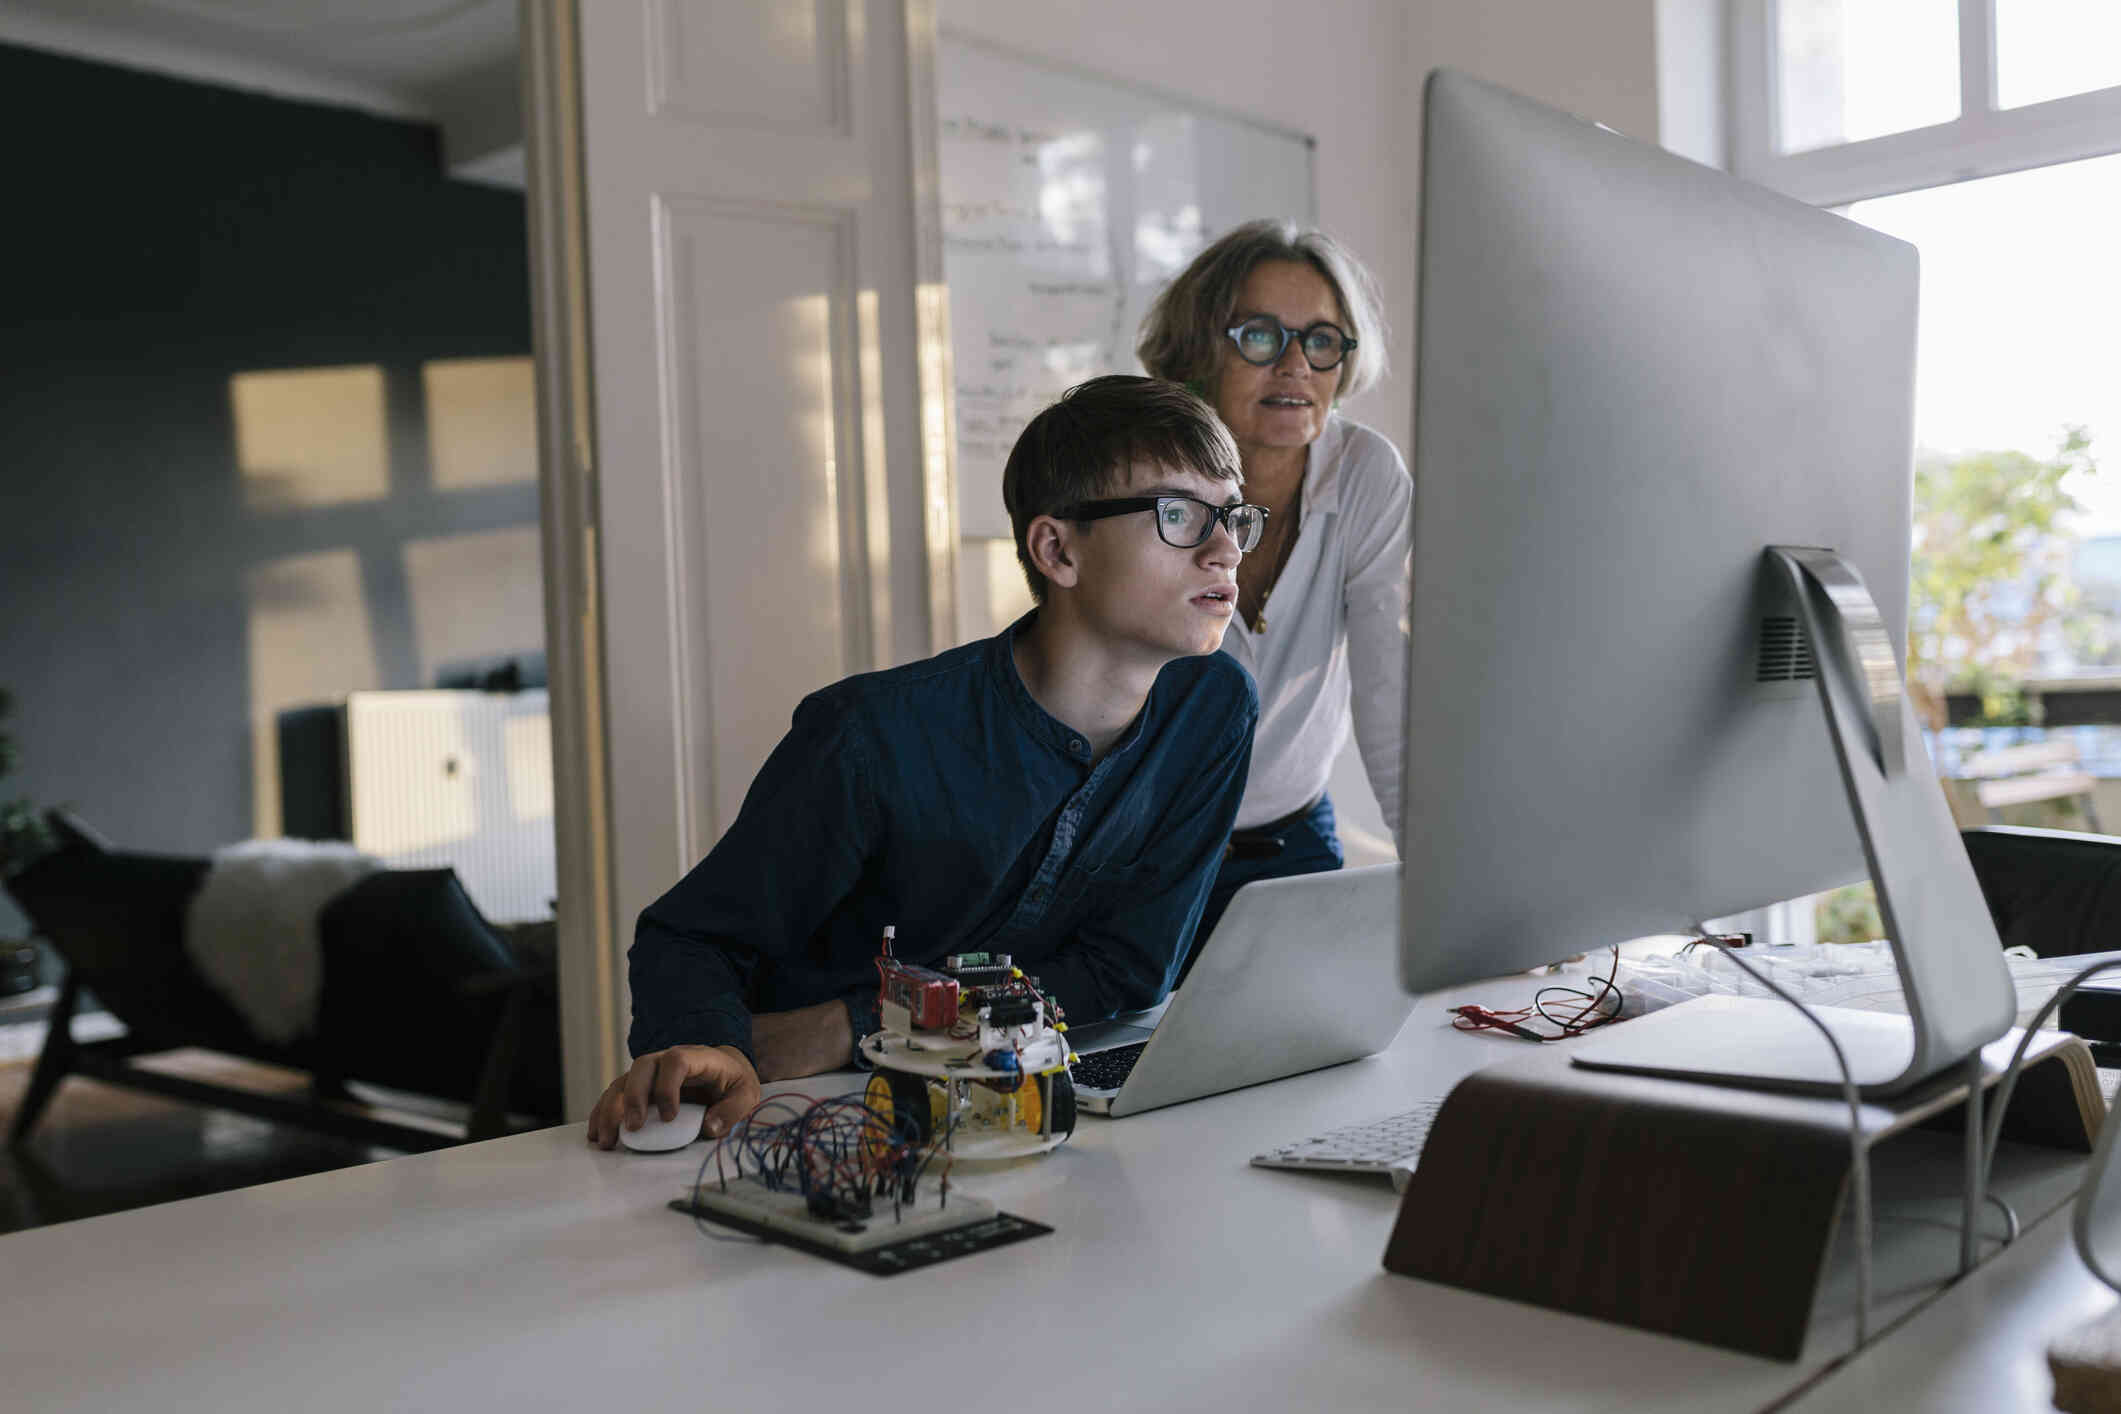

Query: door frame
[519,0,959,1117]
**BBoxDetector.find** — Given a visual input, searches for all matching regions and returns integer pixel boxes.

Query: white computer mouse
[619,1101,707,1152]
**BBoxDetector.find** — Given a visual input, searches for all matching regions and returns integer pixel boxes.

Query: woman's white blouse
[1218,413,1412,843]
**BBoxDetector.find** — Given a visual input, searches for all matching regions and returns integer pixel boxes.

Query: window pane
[1847,153,2121,709]
[1777,0,1960,153]
[1996,1,2121,110]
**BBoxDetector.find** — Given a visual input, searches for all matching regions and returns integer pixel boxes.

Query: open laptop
[1069,863,1409,1116]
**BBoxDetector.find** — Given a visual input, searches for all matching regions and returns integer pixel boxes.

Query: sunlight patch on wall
[231,364,389,510]
[401,524,545,687]
[986,536,1033,628]
[955,537,1033,645]
[423,356,538,490]
[856,288,892,658]
[786,292,843,585]
[246,548,381,837]
[918,279,958,644]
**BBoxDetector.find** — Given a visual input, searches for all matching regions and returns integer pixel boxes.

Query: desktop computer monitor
[1399,71,2017,1094]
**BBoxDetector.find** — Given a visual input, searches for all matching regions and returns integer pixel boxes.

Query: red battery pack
[875,956,960,1030]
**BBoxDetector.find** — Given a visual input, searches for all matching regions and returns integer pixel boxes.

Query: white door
[525,0,957,1112]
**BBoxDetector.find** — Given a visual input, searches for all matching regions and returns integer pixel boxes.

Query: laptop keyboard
[1073,1040,1150,1091]
[1250,1098,1447,1183]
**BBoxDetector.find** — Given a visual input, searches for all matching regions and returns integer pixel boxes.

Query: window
[1995,2,2121,110]
[1729,2,2121,937]
[1732,0,2121,206]
[1774,0,1960,153]
[1848,152,2117,717]
[1733,3,2121,707]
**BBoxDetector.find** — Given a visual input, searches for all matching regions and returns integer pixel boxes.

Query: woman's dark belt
[1225,796,1324,860]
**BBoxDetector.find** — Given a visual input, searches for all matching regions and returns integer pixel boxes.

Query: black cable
[1530,947,1624,1036]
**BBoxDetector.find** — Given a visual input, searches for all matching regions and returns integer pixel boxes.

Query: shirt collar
[990,611,1095,762]
[988,610,1157,765]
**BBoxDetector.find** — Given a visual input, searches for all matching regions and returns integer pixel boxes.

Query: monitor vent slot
[1757,616,1815,683]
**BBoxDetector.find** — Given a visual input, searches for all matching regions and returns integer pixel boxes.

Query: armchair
[5,812,561,1152]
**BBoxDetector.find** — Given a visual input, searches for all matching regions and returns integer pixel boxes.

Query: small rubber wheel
[864,1069,935,1145]
[1039,1068,1077,1138]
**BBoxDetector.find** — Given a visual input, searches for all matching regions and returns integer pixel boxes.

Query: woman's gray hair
[1136,219,1389,401]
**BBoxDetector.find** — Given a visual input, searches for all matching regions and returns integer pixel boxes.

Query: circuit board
[670,1176,1053,1274]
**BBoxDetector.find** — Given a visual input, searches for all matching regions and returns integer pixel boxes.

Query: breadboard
[670,1177,1051,1274]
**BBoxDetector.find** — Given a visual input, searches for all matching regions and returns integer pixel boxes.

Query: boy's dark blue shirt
[627,615,1257,1063]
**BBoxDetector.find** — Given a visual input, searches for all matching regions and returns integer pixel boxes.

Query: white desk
[1788,1203,2114,1412]
[0,969,2091,1413]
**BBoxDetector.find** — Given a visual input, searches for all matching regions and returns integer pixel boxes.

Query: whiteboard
[937,33,1316,539]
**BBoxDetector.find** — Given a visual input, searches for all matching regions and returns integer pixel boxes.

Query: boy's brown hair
[1001,375,1242,603]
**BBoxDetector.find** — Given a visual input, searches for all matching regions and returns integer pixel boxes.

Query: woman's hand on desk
[585,1044,760,1150]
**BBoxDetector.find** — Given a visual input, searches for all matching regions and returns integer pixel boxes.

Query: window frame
[1726,2,2121,931]
[1730,0,2121,206]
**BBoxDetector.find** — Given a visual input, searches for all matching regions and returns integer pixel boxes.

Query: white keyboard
[1250,1098,1446,1192]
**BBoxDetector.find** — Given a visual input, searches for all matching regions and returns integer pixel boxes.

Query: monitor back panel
[1403,70,1918,992]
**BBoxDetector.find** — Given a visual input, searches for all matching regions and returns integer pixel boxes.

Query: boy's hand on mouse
[586,1044,759,1150]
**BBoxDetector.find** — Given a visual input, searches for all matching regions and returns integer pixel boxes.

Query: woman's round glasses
[1225,315,1356,371]
[1059,496,1268,553]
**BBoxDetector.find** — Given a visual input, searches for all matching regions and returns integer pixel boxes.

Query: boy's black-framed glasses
[1059,495,1268,553]
[1224,315,1357,371]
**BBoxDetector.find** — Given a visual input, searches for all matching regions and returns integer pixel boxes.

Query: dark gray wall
[0,44,541,869]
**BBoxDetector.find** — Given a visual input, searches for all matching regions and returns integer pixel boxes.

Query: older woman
[1138,220,1410,963]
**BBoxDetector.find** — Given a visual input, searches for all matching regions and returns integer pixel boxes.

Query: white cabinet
[344,690,556,925]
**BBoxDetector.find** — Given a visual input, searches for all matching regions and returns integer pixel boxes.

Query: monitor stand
[1385,1017,2101,1360]
[1570,992,1916,1088]
[1568,545,2019,1098]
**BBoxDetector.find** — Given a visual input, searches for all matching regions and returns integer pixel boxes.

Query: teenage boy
[589,375,1267,1148]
